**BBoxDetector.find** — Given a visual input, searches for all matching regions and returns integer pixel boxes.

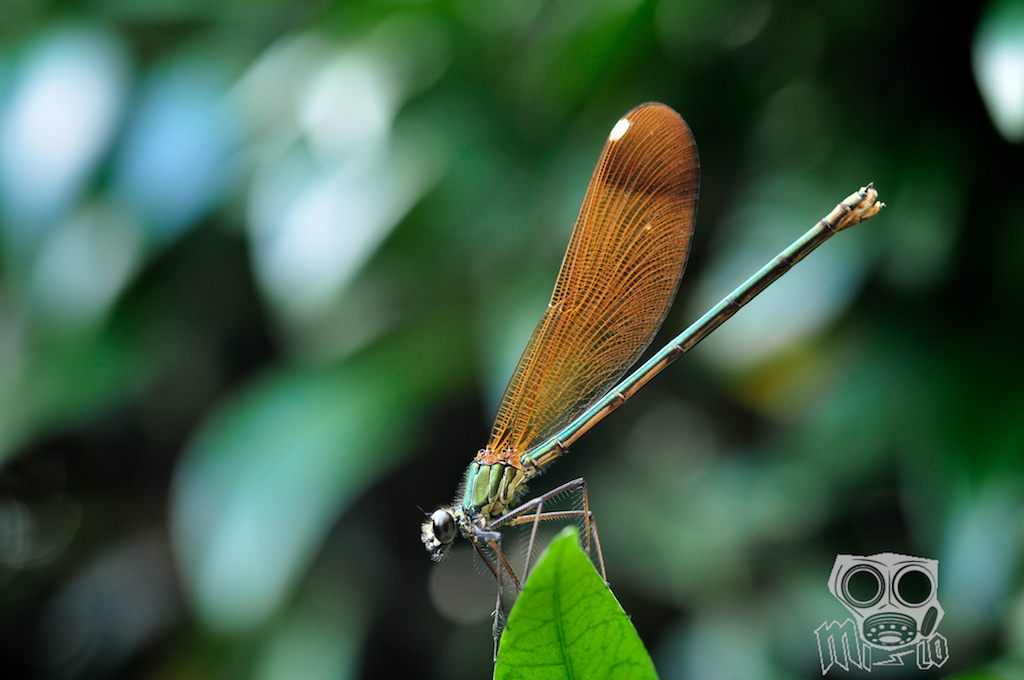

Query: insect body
[421,102,883,635]
[422,103,698,582]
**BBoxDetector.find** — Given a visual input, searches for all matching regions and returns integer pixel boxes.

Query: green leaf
[494,528,658,680]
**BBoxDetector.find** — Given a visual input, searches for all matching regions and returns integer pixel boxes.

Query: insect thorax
[459,460,528,522]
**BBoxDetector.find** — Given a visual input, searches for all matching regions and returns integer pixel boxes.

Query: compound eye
[431,510,456,545]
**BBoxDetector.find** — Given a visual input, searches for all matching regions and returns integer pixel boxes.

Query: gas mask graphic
[828,553,944,649]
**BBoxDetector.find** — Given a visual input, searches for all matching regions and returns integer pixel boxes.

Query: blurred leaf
[941,480,1023,635]
[252,575,365,680]
[0,27,129,251]
[238,22,452,332]
[110,53,239,243]
[973,0,1024,143]
[0,325,156,465]
[878,141,964,294]
[37,533,178,678]
[497,0,650,127]
[657,0,770,56]
[654,615,772,680]
[495,528,657,680]
[171,313,470,633]
[26,201,145,333]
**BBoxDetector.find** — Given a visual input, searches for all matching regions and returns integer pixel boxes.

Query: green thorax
[460,461,528,522]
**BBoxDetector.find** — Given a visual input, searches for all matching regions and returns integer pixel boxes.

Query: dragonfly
[421,102,883,638]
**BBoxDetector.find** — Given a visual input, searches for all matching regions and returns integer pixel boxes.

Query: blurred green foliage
[0,0,1021,679]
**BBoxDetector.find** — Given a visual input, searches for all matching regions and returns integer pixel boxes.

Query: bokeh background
[0,0,1022,678]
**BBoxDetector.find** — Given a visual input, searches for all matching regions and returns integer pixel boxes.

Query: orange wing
[487,103,699,457]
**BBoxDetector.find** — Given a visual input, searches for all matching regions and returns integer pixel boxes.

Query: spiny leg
[523,502,544,582]
[491,536,522,593]
[581,480,606,583]
[470,528,521,657]
[489,477,607,582]
[501,508,607,583]
[586,508,606,584]
[471,538,499,580]
[471,534,504,657]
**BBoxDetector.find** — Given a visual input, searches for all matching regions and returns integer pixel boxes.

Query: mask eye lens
[896,568,932,605]
[843,565,883,607]
[432,510,456,544]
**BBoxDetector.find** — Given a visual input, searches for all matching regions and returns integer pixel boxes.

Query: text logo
[815,553,948,673]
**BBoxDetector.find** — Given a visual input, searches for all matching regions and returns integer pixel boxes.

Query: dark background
[0,0,1021,678]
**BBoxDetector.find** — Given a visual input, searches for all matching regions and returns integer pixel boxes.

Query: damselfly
[421,102,883,638]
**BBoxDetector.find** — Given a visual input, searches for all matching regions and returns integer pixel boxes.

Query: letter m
[815,619,866,674]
